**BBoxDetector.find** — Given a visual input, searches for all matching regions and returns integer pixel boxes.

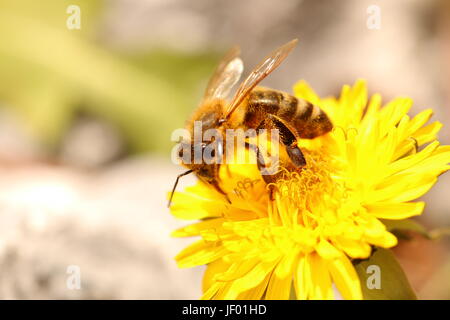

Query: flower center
[271,148,343,229]
[276,148,334,201]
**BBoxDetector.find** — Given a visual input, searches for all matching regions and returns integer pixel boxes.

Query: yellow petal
[387,141,439,176]
[201,282,222,300]
[365,202,425,220]
[172,218,225,237]
[379,98,412,134]
[334,237,372,259]
[176,240,227,268]
[224,259,279,299]
[370,175,437,203]
[215,258,260,282]
[294,255,309,300]
[265,263,293,300]
[316,238,342,259]
[406,109,434,137]
[364,230,398,248]
[310,253,334,300]
[169,185,225,220]
[203,259,229,293]
[414,121,442,145]
[274,248,299,279]
[328,255,362,300]
[237,272,273,300]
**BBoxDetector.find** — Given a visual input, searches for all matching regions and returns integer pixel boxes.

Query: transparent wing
[224,39,298,120]
[203,45,243,101]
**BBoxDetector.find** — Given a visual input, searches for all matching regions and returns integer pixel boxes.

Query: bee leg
[210,178,231,204]
[244,142,276,200]
[258,115,306,169]
[286,144,306,168]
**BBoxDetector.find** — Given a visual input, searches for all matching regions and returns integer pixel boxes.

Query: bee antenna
[168,169,194,208]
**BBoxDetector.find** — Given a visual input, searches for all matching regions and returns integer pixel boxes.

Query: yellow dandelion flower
[170,80,450,300]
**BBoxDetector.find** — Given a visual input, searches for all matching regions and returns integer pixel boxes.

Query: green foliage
[381,218,430,239]
[0,0,218,154]
[353,248,417,300]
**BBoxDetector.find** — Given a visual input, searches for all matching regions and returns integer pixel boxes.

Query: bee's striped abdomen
[246,88,332,139]
[290,97,332,139]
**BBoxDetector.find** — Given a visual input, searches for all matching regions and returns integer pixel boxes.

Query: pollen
[275,149,333,204]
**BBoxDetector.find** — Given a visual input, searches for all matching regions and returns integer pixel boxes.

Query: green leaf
[353,248,417,300]
[381,218,430,239]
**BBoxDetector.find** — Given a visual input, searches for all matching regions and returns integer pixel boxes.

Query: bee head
[177,139,223,167]
[169,140,223,208]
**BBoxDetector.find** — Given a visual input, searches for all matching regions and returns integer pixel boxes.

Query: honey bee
[168,39,332,206]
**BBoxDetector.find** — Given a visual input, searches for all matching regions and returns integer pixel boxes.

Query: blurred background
[0,0,449,299]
